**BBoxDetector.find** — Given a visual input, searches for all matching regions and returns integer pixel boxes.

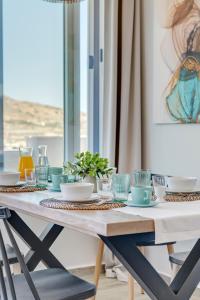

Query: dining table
[0,191,200,300]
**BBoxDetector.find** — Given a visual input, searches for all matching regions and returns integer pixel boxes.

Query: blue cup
[133,170,151,187]
[48,167,63,182]
[67,175,77,183]
[52,174,68,191]
[112,174,130,202]
[131,186,153,205]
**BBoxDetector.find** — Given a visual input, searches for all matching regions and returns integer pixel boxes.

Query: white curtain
[101,0,143,280]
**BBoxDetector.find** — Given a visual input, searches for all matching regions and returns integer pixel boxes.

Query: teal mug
[52,174,68,191]
[131,186,153,205]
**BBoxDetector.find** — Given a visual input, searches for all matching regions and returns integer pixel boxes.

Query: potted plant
[64,151,113,192]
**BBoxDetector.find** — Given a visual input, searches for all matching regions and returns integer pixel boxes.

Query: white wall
[142,0,200,178]
[142,0,198,276]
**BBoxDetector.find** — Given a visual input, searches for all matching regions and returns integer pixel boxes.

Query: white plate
[125,200,159,208]
[166,187,200,193]
[0,182,25,188]
[55,194,100,203]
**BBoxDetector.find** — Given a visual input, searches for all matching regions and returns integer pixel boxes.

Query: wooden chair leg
[128,273,135,300]
[91,239,104,300]
[167,244,174,255]
[12,262,21,275]
[167,243,174,281]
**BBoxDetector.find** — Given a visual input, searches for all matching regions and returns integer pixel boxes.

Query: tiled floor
[74,271,200,300]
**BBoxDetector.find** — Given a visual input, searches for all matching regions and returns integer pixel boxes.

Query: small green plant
[64,151,113,178]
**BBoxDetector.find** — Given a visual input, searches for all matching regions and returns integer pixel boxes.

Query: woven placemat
[0,186,46,193]
[165,192,200,202]
[40,198,126,210]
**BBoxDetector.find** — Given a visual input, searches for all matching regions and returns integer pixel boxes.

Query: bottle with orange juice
[18,147,35,180]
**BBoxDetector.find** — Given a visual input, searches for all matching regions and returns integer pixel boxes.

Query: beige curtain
[101,0,143,280]
[101,0,143,173]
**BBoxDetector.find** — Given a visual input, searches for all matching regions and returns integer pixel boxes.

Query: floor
[73,271,200,300]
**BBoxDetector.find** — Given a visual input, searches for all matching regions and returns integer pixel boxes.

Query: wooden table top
[0,192,155,237]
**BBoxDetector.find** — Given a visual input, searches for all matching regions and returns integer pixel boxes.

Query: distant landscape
[4,96,87,149]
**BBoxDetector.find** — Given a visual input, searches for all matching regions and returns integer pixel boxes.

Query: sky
[3,0,88,112]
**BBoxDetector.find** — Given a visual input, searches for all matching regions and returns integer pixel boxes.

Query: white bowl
[60,183,94,201]
[0,172,20,186]
[167,176,197,192]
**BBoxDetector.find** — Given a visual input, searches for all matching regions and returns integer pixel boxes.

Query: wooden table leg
[94,239,136,300]
[128,273,135,300]
[91,239,105,300]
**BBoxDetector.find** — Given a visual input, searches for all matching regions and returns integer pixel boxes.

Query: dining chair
[0,206,96,300]
[0,243,21,274]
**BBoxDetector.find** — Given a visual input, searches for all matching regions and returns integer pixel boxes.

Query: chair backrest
[0,207,40,300]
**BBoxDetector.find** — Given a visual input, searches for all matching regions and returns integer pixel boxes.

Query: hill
[4,96,87,149]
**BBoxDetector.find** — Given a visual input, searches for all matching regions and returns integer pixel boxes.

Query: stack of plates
[0,182,25,188]
[55,194,100,204]
[166,187,200,194]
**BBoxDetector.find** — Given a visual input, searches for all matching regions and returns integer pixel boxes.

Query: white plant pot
[83,176,97,193]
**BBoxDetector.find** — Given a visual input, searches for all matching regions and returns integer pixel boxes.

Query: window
[3,0,64,150]
[0,0,101,169]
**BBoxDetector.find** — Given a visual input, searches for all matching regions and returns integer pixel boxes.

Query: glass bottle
[38,145,49,167]
[18,147,34,180]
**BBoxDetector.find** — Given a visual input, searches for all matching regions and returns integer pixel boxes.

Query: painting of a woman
[161,0,200,123]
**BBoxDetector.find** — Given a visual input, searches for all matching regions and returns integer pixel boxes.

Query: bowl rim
[167,176,197,181]
[60,182,94,188]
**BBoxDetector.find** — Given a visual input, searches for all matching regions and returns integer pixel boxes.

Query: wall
[142,0,200,178]
[142,0,198,276]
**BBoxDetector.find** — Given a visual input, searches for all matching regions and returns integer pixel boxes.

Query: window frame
[63,3,81,162]
[88,0,100,154]
[64,0,101,160]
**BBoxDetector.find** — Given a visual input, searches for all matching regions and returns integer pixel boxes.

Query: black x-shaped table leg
[100,233,200,300]
[7,211,65,271]
[8,210,200,299]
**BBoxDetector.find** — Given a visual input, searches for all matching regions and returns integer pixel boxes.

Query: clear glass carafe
[38,145,49,167]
